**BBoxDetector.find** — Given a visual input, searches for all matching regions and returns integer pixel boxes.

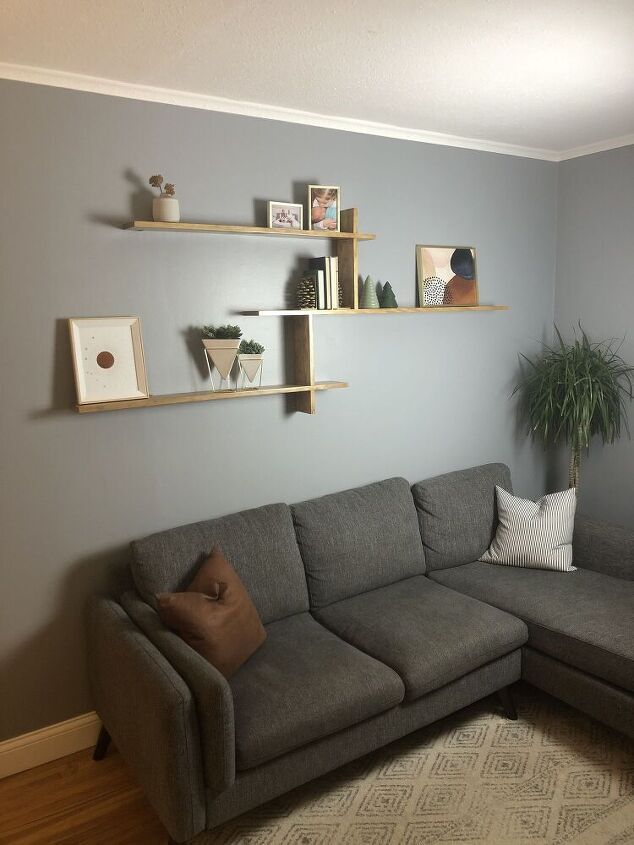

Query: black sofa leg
[93,725,111,761]
[497,686,518,720]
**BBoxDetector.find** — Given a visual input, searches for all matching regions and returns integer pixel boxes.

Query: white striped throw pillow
[480,486,577,572]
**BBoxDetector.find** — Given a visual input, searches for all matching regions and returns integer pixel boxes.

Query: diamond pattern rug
[194,684,634,844]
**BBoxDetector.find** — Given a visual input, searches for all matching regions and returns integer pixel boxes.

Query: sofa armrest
[120,591,235,795]
[87,596,205,842]
[573,514,634,581]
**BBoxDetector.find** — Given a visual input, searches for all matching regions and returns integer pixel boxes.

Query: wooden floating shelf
[244,306,510,316]
[75,381,347,414]
[124,221,375,241]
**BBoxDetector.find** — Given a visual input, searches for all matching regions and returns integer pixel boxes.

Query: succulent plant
[239,339,265,355]
[202,324,243,340]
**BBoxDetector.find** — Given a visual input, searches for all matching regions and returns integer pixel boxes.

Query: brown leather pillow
[155,547,266,677]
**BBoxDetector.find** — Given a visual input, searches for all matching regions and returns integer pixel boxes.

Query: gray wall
[555,146,634,527]
[0,80,557,740]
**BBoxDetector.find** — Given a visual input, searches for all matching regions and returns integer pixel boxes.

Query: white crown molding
[558,133,634,161]
[0,62,561,161]
[0,711,100,779]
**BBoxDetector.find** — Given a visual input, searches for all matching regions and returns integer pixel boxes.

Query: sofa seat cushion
[230,613,405,770]
[313,576,527,702]
[429,563,634,692]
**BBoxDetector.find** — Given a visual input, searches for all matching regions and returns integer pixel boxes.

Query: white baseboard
[0,712,101,779]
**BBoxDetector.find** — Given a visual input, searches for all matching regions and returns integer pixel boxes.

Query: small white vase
[153,196,180,223]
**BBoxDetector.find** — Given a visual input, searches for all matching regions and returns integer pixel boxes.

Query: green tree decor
[514,326,633,488]
[379,282,398,308]
[360,276,380,308]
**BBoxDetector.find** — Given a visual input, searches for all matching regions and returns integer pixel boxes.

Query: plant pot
[202,339,240,383]
[153,196,180,223]
[238,353,264,388]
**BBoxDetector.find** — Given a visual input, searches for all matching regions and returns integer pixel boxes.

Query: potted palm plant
[237,339,265,388]
[514,326,633,488]
[202,324,242,389]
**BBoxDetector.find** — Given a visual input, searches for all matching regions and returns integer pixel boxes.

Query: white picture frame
[267,201,304,230]
[68,317,149,405]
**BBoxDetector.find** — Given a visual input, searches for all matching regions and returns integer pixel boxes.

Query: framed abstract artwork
[416,245,479,307]
[68,317,149,405]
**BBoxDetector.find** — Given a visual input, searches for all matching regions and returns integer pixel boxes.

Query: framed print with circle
[68,316,149,405]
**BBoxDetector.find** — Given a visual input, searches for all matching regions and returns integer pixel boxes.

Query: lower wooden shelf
[75,381,347,414]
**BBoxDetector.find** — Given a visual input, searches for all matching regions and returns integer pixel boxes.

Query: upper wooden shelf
[244,306,509,316]
[123,221,376,241]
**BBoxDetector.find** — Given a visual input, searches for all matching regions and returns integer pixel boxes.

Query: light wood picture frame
[416,245,479,307]
[308,185,340,232]
[69,317,149,405]
[267,201,304,230]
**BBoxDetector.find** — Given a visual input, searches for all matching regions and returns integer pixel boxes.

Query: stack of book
[303,257,340,310]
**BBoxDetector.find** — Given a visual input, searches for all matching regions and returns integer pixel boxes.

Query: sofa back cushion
[292,477,426,609]
[412,463,512,571]
[131,503,309,624]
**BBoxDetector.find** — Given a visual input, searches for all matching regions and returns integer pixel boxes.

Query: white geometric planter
[202,339,240,389]
[153,196,180,223]
[238,354,264,389]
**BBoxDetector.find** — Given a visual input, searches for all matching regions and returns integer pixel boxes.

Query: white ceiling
[2,0,634,160]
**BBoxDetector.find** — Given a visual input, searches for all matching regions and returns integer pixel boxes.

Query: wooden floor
[0,748,168,844]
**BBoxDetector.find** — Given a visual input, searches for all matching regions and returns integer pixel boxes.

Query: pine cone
[297,276,316,309]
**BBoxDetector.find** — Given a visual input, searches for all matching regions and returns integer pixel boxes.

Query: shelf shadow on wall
[182,325,211,382]
[30,318,77,419]
[88,169,154,228]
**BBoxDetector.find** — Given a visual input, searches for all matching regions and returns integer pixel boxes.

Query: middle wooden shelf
[244,306,510,316]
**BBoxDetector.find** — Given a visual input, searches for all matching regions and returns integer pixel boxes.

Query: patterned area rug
[196,684,634,844]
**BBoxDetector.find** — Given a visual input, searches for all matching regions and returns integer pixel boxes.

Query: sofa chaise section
[412,463,634,739]
[429,563,634,693]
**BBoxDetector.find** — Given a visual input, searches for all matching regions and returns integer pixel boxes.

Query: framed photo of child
[268,201,303,230]
[308,185,340,232]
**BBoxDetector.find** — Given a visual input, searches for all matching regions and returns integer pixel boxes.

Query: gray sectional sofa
[88,463,634,843]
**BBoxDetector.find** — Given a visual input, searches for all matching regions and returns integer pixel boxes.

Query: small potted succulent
[149,174,180,223]
[202,324,243,389]
[238,339,265,388]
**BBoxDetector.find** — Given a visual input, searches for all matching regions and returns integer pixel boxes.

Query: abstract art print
[416,245,479,307]
[68,317,149,405]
